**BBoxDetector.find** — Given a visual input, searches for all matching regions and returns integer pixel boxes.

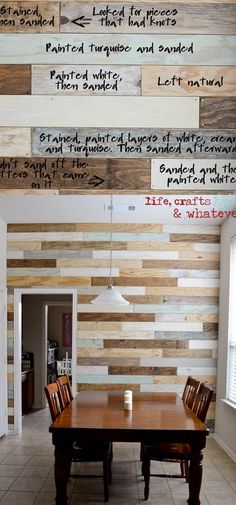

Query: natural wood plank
[0,128,31,156]
[0,157,150,190]
[0,65,31,94]
[7,221,162,233]
[41,241,127,249]
[0,96,199,128]
[142,66,236,96]
[7,276,91,286]
[0,34,235,65]
[0,2,59,32]
[200,98,236,129]
[32,128,236,158]
[60,3,236,34]
[32,64,141,95]
[143,260,220,269]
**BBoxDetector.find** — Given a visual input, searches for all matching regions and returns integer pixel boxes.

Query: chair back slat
[44,382,64,421]
[192,383,214,422]
[56,374,73,407]
[182,376,201,409]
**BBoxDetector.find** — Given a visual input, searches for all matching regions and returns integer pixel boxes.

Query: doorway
[14,288,77,433]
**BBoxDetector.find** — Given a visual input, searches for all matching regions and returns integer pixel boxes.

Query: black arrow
[88,175,105,187]
[71,15,92,28]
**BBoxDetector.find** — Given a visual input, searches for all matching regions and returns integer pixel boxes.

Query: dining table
[49,390,209,505]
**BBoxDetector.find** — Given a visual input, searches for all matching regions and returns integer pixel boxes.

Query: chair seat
[144,442,191,461]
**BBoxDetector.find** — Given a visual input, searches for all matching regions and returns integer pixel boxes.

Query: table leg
[54,441,72,505]
[187,448,203,505]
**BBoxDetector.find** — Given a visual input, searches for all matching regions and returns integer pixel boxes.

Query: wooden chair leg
[184,461,189,483]
[103,460,109,502]
[180,461,185,477]
[143,459,150,500]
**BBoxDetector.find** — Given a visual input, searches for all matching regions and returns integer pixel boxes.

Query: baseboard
[213,433,236,462]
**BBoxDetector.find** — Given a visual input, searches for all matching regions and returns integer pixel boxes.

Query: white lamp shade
[91,285,129,305]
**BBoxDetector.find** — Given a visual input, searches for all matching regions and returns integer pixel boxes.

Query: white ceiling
[0,194,236,225]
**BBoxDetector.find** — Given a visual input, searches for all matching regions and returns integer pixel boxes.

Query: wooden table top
[50,391,208,438]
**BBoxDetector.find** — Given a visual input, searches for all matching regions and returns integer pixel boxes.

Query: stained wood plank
[32,128,236,159]
[92,277,178,286]
[77,313,155,321]
[41,241,127,249]
[151,158,236,190]
[142,65,236,96]
[0,157,150,190]
[0,34,235,65]
[0,2,59,32]
[7,259,56,267]
[170,234,220,243]
[0,65,31,94]
[32,64,141,95]
[0,128,31,156]
[200,98,236,129]
[60,3,236,34]
[104,339,188,348]
[109,366,177,375]
[0,96,199,128]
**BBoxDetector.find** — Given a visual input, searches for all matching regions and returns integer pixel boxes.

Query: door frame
[14,287,77,434]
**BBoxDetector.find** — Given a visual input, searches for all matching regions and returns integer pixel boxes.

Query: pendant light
[91,195,129,305]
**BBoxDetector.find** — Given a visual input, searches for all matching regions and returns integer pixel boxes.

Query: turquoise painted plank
[0,35,235,65]
[77,339,104,348]
[84,232,169,241]
[7,268,59,276]
[76,375,153,383]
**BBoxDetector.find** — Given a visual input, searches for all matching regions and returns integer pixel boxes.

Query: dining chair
[44,382,64,421]
[142,383,214,500]
[56,374,73,406]
[141,376,200,473]
[182,376,201,408]
[44,381,112,502]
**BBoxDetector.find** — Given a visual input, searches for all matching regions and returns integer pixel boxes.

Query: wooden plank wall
[1,0,235,428]
[7,222,219,428]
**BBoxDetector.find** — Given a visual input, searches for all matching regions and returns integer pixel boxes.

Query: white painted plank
[32,64,141,95]
[93,250,179,259]
[0,128,31,156]
[163,224,220,234]
[0,34,235,65]
[0,96,199,128]
[178,278,220,287]
[151,159,236,190]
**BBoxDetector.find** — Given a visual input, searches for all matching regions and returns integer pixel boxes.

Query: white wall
[0,218,6,287]
[215,217,236,461]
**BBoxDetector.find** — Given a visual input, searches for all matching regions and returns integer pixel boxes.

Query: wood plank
[151,158,236,190]
[32,64,141,95]
[0,2,59,32]
[170,234,220,243]
[104,339,188,348]
[143,260,220,269]
[108,366,176,375]
[0,157,150,190]
[91,277,178,286]
[77,313,155,321]
[41,241,127,249]
[0,65,31,94]
[200,98,236,129]
[0,128,31,156]
[7,259,56,267]
[60,3,236,34]
[32,128,236,159]
[0,96,199,128]
[0,34,235,65]
[142,65,236,96]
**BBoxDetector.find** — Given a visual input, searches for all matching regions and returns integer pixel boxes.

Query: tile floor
[0,408,235,504]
